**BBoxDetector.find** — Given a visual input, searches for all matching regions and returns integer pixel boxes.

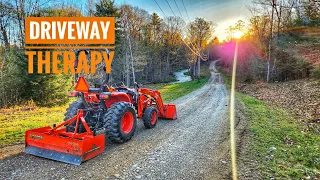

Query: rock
[114,174,120,178]
[269,147,276,152]
[221,160,227,164]
[265,155,274,160]
[135,175,142,179]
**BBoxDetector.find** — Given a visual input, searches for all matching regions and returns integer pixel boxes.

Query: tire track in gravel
[0,61,230,180]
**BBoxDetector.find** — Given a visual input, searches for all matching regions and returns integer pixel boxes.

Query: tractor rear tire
[64,99,85,133]
[104,102,137,143]
[143,107,158,129]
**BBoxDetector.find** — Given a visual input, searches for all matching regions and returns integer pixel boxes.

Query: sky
[115,0,252,41]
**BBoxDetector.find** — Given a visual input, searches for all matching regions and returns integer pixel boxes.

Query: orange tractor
[24,49,177,165]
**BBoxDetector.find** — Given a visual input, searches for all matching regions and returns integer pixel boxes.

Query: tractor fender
[104,92,133,108]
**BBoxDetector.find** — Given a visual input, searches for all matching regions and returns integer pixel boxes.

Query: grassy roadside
[238,93,320,179]
[222,72,319,178]
[0,71,210,147]
[0,104,69,147]
[147,63,210,102]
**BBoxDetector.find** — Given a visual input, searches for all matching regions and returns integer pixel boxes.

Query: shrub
[311,66,320,80]
[0,50,73,108]
[183,71,190,76]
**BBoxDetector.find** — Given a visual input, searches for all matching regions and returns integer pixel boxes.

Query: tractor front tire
[64,99,85,133]
[104,102,137,143]
[143,107,158,129]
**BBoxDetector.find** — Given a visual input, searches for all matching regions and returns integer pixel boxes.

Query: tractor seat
[89,88,100,93]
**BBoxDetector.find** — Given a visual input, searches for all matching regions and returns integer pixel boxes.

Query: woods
[0,0,214,108]
[0,0,318,108]
[0,1,319,178]
[216,0,319,83]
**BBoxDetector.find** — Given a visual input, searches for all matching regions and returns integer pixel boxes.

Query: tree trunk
[193,61,196,77]
[197,46,201,79]
[159,53,162,82]
[125,51,130,87]
[166,51,170,81]
[267,1,275,82]
[150,52,154,83]
[197,58,200,78]
[15,0,25,47]
[0,24,10,52]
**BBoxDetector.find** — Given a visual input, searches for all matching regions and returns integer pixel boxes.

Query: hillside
[239,80,320,133]
[283,27,320,67]
[237,31,320,179]
[240,30,320,131]
[288,27,320,66]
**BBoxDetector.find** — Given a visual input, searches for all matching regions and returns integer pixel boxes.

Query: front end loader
[24,49,177,165]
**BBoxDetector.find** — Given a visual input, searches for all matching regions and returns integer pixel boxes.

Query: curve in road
[0,61,230,180]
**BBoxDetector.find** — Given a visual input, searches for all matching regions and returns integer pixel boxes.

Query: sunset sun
[233,30,244,39]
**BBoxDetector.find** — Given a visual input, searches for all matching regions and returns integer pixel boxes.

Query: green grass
[312,66,320,80]
[0,103,71,147]
[183,71,190,76]
[238,93,320,179]
[0,70,210,147]
[147,63,210,102]
[146,76,209,102]
[278,33,320,49]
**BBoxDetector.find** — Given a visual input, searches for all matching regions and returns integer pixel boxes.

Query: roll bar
[74,49,110,92]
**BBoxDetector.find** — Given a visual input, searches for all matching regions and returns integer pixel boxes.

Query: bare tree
[164,16,185,80]
[187,18,214,78]
[0,1,14,52]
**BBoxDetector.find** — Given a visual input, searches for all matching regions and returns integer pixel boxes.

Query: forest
[217,0,319,83]
[0,0,319,108]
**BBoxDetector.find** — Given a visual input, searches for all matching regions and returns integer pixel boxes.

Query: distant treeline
[0,0,215,107]
[208,0,320,83]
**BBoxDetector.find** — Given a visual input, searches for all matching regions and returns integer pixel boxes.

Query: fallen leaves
[239,79,320,134]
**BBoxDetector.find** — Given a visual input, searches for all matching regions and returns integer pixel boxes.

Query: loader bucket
[163,104,177,120]
[24,113,105,165]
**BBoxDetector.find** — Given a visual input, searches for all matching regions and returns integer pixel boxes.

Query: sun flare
[233,31,244,39]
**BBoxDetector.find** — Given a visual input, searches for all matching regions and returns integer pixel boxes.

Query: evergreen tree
[94,0,124,84]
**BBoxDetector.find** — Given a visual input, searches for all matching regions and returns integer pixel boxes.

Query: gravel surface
[0,62,231,180]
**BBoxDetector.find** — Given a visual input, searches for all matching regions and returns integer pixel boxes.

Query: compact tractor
[24,49,177,165]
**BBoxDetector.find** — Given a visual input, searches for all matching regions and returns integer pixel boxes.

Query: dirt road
[0,62,231,180]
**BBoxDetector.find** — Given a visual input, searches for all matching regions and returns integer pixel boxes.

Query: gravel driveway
[0,62,230,180]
